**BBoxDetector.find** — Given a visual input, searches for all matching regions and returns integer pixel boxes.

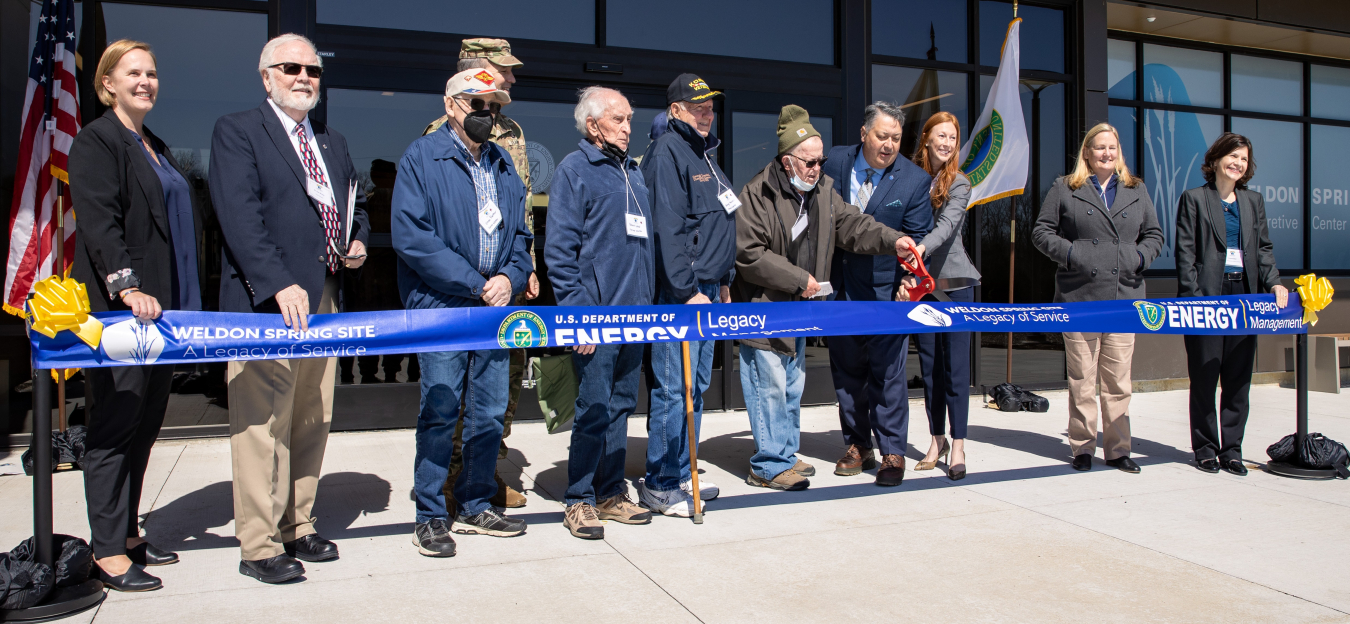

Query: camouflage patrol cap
[460,38,522,68]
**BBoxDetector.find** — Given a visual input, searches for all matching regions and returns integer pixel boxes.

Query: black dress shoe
[239,554,305,584]
[284,533,338,562]
[128,542,178,566]
[1221,459,1249,476]
[874,455,905,487]
[1196,458,1221,473]
[1105,456,1141,473]
[1071,454,1093,471]
[96,563,162,592]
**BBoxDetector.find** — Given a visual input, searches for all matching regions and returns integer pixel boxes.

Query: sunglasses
[457,97,501,114]
[268,62,323,79]
[786,153,828,169]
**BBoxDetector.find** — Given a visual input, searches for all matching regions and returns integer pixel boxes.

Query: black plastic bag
[0,552,54,610]
[988,383,1049,413]
[1267,433,1350,479]
[9,534,93,588]
[20,425,88,475]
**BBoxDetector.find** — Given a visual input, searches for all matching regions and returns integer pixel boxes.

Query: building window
[317,0,595,44]
[979,1,1063,73]
[872,0,967,63]
[730,111,832,193]
[606,0,833,64]
[1111,36,1350,273]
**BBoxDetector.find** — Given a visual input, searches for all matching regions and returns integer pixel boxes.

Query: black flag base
[2,371,105,622]
[0,579,105,623]
[1266,461,1338,480]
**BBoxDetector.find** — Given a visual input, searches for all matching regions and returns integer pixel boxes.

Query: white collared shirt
[267,98,333,191]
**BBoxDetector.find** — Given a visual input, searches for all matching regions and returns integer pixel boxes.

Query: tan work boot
[490,482,527,509]
[595,493,652,525]
[564,502,604,540]
[833,444,877,476]
[793,457,817,477]
[746,468,810,491]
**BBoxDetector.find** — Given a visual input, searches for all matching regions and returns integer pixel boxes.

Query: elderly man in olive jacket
[733,105,916,492]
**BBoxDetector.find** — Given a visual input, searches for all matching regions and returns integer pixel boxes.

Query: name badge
[478,199,502,232]
[718,189,742,213]
[306,178,335,206]
[1225,247,1243,267]
[792,213,808,240]
[626,213,648,239]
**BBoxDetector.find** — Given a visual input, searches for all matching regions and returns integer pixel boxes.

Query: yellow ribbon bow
[27,276,103,348]
[1294,273,1334,326]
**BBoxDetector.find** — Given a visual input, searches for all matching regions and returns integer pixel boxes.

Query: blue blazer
[392,124,532,310]
[209,101,369,314]
[824,144,934,301]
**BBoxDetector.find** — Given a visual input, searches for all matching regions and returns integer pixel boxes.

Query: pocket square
[885,199,904,207]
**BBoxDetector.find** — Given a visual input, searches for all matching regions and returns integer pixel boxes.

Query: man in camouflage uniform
[422,38,537,511]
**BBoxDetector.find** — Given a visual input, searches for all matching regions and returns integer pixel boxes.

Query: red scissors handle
[897,242,935,302]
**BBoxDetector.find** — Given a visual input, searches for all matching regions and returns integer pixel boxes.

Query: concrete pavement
[1,385,1348,623]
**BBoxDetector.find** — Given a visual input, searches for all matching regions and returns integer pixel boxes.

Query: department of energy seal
[1134,301,1165,331]
[498,310,549,349]
[526,141,554,194]
[960,110,1005,187]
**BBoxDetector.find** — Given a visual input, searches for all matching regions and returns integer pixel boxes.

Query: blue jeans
[566,342,645,505]
[413,349,507,522]
[741,337,806,481]
[645,282,721,492]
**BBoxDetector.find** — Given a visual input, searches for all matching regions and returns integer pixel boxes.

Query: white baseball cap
[446,68,511,105]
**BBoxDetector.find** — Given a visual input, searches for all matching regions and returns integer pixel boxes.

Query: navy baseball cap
[667,73,724,105]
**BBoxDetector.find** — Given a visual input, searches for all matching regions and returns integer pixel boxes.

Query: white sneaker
[636,478,693,518]
[681,478,719,501]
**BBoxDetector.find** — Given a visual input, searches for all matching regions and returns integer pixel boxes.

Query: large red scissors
[897,242,977,302]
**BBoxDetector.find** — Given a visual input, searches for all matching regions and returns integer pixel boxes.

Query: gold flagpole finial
[1013,1,1018,18]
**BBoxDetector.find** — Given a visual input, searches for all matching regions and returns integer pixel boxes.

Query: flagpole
[54,179,67,432]
[1006,0,1020,383]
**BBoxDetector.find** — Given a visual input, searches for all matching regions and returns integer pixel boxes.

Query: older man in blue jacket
[393,68,533,557]
[824,102,933,487]
[638,74,736,515]
[546,86,657,539]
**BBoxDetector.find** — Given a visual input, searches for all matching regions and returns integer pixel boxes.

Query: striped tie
[295,123,342,272]
[857,168,876,210]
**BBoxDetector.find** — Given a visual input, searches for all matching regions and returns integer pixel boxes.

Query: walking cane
[681,342,704,524]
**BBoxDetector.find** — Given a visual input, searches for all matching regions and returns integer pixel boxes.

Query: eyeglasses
[786,153,828,169]
[268,62,323,79]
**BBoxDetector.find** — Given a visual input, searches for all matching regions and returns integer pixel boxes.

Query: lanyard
[621,164,644,218]
[703,154,731,194]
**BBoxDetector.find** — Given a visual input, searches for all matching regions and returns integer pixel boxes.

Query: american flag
[5,0,81,316]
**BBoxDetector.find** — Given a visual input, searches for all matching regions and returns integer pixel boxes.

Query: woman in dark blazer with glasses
[69,39,203,592]
[1175,132,1288,477]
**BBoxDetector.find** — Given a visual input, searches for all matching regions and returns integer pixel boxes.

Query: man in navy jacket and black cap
[636,73,735,516]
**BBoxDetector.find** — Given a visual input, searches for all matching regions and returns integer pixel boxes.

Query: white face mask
[790,175,817,192]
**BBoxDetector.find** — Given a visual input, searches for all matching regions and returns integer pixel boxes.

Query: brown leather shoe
[834,444,877,476]
[875,454,905,487]
[746,469,809,491]
[490,485,527,508]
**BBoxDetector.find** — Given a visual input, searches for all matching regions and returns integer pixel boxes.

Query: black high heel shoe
[96,563,162,592]
[128,542,179,566]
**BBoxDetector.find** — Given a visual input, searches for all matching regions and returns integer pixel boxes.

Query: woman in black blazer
[1175,132,1289,477]
[69,40,202,592]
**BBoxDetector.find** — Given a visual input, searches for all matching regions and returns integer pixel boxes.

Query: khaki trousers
[1063,332,1133,460]
[228,277,337,560]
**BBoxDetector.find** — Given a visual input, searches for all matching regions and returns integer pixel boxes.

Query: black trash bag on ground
[1267,433,1350,479]
[988,383,1049,413]
[0,552,54,610]
[989,383,1022,412]
[20,425,88,475]
[9,535,94,588]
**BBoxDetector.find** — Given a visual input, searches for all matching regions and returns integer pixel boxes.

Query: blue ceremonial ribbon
[27,296,1306,370]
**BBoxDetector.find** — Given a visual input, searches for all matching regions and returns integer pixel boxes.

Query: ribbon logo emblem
[101,319,165,364]
[1134,301,1165,331]
[497,311,548,349]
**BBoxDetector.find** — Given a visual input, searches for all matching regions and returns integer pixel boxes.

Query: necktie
[295,123,342,272]
[858,168,876,210]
